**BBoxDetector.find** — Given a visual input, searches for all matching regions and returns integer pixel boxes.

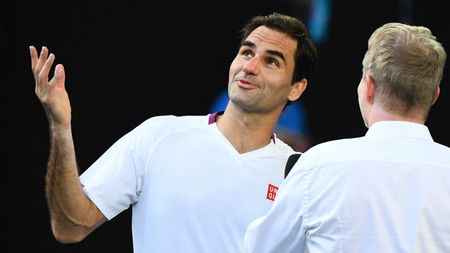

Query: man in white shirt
[242,22,450,253]
[30,13,318,253]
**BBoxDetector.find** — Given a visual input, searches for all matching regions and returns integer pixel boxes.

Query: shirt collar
[365,121,434,141]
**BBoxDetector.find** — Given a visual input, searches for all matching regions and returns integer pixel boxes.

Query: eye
[266,57,280,67]
[241,49,254,59]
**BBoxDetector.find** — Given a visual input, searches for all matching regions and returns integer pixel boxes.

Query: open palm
[30,46,72,127]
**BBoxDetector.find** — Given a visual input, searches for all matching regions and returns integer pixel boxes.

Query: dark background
[4,0,449,252]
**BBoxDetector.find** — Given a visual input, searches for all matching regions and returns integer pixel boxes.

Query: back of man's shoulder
[301,137,364,162]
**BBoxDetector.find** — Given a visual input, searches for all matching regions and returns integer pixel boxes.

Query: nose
[242,56,260,75]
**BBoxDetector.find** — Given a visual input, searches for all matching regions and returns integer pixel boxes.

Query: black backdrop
[4,0,450,252]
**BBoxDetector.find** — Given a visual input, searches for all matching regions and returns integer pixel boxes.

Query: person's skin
[218,26,306,153]
[30,25,306,242]
[30,45,107,243]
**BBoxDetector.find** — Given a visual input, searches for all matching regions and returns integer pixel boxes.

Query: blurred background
[3,0,449,252]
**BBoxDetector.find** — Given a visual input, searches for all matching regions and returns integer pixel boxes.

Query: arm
[30,46,106,243]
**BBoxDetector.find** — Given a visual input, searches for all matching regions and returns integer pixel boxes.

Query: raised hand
[30,46,71,128]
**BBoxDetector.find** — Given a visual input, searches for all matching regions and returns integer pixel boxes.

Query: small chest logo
[266,184,279,201]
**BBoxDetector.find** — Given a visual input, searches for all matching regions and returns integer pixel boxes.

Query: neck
[366,106,425,127]
[216,107,278,154]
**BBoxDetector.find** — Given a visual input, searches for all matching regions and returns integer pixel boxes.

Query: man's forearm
[45,126,98,242]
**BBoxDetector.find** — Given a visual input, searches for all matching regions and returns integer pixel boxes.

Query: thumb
[54,64,66,89]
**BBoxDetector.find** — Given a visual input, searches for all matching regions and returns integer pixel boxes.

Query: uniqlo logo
[266,184,278,201]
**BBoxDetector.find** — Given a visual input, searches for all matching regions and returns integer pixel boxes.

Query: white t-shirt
[243,121,450,253]
[80,114,294,253]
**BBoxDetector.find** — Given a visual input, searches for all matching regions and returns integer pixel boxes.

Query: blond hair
[362,22,446,119]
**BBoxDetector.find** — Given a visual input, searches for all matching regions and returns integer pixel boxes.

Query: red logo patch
[266,184,278,201]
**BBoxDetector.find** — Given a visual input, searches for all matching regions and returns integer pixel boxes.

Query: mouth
[235,76,258,89]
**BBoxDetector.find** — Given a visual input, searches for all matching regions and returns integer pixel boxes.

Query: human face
[228,26,299,114]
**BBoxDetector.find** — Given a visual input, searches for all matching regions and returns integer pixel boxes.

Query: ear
[432,86,440,105]
[365,74,376,104]
[288,78,307,102]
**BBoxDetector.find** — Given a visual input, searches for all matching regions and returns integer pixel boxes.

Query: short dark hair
[240,12,318,83]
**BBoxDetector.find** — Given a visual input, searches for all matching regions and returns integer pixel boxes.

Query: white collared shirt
[243,121,450,253]
[80,114,294,253]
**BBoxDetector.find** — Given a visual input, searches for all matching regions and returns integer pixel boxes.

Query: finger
[54,64,66,89]
[38,53,55,86]
[35,46,49,75]
[30,46,38,70]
